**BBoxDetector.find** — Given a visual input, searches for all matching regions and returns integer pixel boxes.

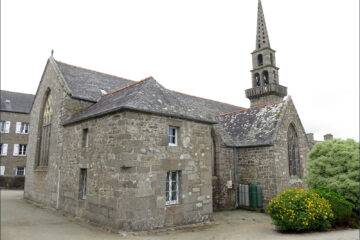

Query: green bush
[306,139,359,204]
[311,186,355,225]
[268,188,334,232]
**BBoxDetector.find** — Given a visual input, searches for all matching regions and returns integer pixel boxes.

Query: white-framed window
[0,144,8,156]
[79,168,87,200]
[0,121,10,133]
[16,167,25,176]
[168,127,178,146]
[0,166,5,175]
[166,171,180,205]
[13,144,27,156]
[15,122,29,134]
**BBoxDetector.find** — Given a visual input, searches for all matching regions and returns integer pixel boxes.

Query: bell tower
[245,0,287,107]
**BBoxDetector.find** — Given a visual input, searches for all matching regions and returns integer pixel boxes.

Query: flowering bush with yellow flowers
[268,188,334,232]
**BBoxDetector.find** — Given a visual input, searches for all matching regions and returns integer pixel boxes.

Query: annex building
[0,90,34,180]
[25,0,310,231]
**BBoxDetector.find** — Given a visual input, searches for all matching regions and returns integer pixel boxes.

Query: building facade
[0,90,34,177]
[25,0,311,231]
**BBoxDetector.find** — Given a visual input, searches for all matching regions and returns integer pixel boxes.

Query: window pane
[171,190,177,201]
[171,172,177,181]
[166,191,170,201]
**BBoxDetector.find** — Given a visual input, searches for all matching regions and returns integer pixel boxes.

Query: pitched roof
[216,100,286,147]
[64,77,243,125]
[0,90,35,114]
[55,60,135,102]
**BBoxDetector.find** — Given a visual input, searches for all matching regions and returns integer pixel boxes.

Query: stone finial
[323,134,333,141]
[51,49,54,57]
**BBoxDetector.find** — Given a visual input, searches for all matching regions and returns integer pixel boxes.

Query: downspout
[233,147,239,208]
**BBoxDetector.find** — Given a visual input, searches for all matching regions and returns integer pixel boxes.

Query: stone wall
[61,111,213,231]
[212,137,235,210]
[213,97,310,209]
[24,59,93,207]
[0,111,30,176]
[271,98,309,194]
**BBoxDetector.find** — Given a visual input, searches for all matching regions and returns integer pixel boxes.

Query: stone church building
[25,0,310,231]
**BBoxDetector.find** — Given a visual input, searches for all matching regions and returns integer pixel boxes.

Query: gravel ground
[1,190,359,240]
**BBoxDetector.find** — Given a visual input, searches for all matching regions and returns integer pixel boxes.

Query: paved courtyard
[1,190,359,240]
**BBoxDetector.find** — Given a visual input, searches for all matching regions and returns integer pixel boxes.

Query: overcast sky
[1,0,359,141]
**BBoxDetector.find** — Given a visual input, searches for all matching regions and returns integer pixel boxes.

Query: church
[24,0,310,231]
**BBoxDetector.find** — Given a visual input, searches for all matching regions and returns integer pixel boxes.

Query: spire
[256,0,270,49]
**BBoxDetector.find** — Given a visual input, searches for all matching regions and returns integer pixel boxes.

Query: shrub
[311,186,355,225]
[268,188,334,232]
[306,139,359,204]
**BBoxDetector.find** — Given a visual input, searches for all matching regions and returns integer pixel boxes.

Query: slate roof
[64,77,243,125]
[55,60,135,102]
[216,100,286,147]
[0,90,35,113]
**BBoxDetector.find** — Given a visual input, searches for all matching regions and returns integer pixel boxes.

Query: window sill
[168,144,177,147]
[166,202,180,206]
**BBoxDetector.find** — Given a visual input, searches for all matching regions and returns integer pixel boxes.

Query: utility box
[239,184,262,208]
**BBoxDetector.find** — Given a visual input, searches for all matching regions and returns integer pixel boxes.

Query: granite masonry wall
[24,59,93,206]
[60,111,213,231]
[212,98,309,209]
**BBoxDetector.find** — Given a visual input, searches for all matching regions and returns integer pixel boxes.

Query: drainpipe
[233,147,239,208]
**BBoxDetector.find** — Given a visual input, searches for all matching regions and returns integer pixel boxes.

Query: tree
[306,139,359,204]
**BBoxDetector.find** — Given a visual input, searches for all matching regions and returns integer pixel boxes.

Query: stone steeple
[256,0,270,49]
[245,0,287,107]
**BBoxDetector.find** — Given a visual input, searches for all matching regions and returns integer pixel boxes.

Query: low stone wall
[0,176,25,189]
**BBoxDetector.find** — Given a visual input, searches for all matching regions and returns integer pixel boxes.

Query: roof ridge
[171,90,244,109]
[55,60,134,83]
[217,100,285,117]
[0,90,35,96]
[102,76,153,97]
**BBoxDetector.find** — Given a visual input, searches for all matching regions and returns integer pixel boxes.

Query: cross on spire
[256,0,270,49]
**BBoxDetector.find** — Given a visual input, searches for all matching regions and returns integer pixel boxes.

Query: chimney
[306,133,314,142]
[324,134,333,141]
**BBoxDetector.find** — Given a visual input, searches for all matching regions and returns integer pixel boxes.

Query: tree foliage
[306,139,359,204]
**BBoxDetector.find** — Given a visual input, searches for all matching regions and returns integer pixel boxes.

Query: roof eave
[63,106,217,126]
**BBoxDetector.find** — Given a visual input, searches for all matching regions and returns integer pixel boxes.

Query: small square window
[166,171,180,205]
[168,127,177,146]
[16,167,25,176]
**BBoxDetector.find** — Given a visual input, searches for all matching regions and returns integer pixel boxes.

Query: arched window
[270,53,273,65]
[38,91,53,166]
[287,124,299,176]
[262,71,269,85]
[254,73,261,86]
[257,54,263,66]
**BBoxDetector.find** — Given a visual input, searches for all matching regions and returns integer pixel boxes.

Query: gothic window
[262,71,269,85]
[38,92,53,166]
[257,54,263,66]
[254,73,261,86]
[287,124,299,176]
